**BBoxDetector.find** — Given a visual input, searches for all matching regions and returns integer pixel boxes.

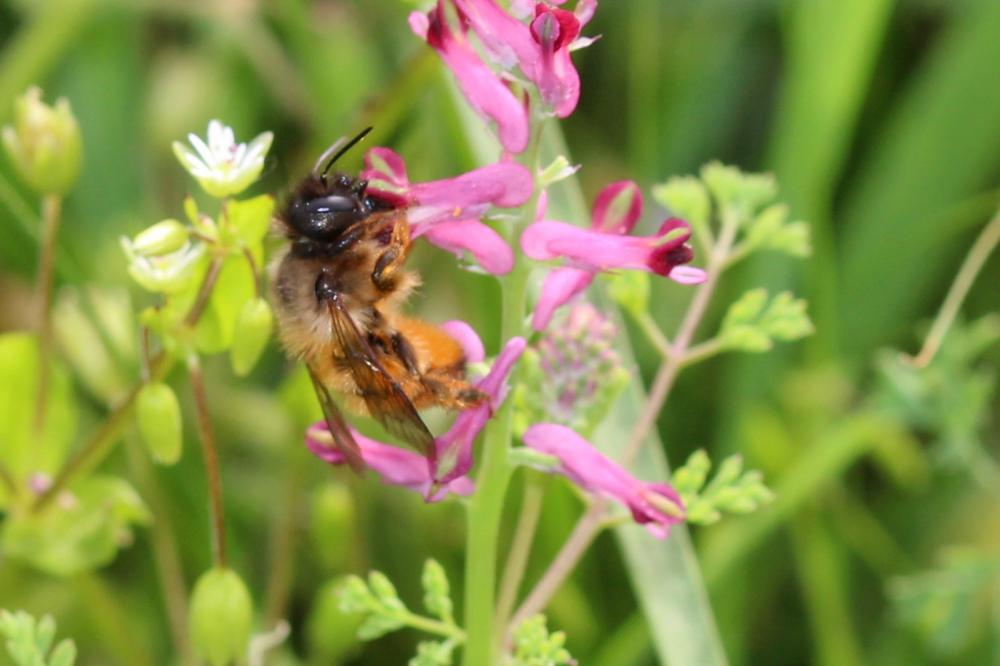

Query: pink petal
[529,7,582,117]
[433,336,527,484]
[521,221,655,271]
[410,161,533,209]
[305,423,475,501]
[440,320,486,363]
[591,180,643,234]
[420,219,515,275]
[453,0,539,70]
[574,0,597,26]
[531,266,594,331]
[668,266,708,285]
[419,2,530,153]
[522,423,684,538]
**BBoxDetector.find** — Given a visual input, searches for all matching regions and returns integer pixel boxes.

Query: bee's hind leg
[418,371,489,412]
[371,217,412,292]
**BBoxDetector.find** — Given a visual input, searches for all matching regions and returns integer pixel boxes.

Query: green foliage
[411,639,458,666]
[230,298,274,377]
[888,548,1000,657]
[508,615,574,666]
[671,450,774,525]
[306,578,363,664]
[605,270,649,320]
[0,333,77,490]
[718,289,813,353]
[0,610,76,666]
[338,561,463,653]
[189,568,254,666]
[876,315,1000,478]
[1,477,149,576]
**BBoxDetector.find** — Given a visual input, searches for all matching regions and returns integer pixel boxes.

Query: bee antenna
[314,127,374,180]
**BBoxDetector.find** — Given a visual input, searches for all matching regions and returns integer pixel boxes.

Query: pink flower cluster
[305,0,694,538]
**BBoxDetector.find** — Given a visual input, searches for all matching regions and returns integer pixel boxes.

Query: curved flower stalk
[523,180,707,330]
[361,147,532,274]
[173,120,273,198]
[304,333,527,500]
[522,423,685,538]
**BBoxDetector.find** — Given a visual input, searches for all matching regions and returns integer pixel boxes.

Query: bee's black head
[285,174,374,242]
[283,127,396,243]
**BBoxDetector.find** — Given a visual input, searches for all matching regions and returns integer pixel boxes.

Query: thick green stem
[461,257,529,666]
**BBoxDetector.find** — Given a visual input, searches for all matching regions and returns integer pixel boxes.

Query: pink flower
[306,424,474,502]
[522,423,685,538]
[523,180,707,329]
[433,335,527,485]
[362,147,532,275]
[454,0,597,117]
[410,2,530,153]
[305,328,526,501]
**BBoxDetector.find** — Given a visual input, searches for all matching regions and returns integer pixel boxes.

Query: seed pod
[1,87,82,195]
[136,382,182,465]
[189,568,253,666]
[132,219,190,256]
[230,298,273,377]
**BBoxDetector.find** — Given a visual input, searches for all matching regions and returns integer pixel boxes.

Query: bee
[271,128,487,470]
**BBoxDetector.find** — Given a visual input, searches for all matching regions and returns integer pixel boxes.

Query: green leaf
[410,640,456,666]
[357,614,406,641]
[194,255,255,354]
[421,560,454,624]
[1,476,150,575]
[510,615,574,666]
[224,194,274,259]
[719,289,813,353]
[0,333,78,506]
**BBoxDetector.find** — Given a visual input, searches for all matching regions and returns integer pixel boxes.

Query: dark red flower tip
[531,5,580,50]
[647,218,695,276]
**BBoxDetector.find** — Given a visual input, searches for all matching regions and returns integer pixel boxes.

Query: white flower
[121,236,205,294]
[172,120,272,198]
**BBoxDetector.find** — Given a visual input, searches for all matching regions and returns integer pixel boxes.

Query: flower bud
[136,382,182,465]
[230,298,273,376]
[1,87,82,195]
[131,219,190,257]
[189,568,253,666]
[120,239,205,294]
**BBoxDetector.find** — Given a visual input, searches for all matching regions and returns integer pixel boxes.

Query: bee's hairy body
[271,169,485,425]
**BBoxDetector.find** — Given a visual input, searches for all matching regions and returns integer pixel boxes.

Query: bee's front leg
[371,217,412,293]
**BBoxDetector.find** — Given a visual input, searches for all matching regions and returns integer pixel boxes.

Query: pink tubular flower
[433,335,527,485]
[454,0,596,117]
[305,329,526,502]
[307,424,475,502]
[410,2,530,153]
[522,423,685,538]
[362,147,532,275]
[523,180,707,330]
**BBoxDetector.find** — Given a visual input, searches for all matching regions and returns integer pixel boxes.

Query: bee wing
[307,366,366,472]
[323,293,436,460]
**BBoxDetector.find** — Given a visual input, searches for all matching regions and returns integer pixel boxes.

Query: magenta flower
[306,424,474,502]
[433,335,527,485]
[362,147,532,275]
[306,329,526,501]
[522,180,707,330]
[454,0,597,117]
[522,423,685,538]
[410,2,530,153]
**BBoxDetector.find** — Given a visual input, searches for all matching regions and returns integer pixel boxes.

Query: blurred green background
[1,0,999,664]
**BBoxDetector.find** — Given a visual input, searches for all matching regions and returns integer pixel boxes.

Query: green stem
[462,126,543,666]
[403,611,466,642]
[188,354,228,568]
[634,311,672,360]
[907,207,1000,368]
[33,194,62,433]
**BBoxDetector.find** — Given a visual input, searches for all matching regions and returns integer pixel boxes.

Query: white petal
[188,133,216,169]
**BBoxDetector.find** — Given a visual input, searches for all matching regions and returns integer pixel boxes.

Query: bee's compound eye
[289,194,364,241]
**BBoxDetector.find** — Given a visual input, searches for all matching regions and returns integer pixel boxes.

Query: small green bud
[230,298,273,376]
[189,568,253,666]
[1,87,82,195]
[121,239,205,294]
[537,155,579,187]
[310,484,355,570]
[136,382,183,465]
[131,219,190,257]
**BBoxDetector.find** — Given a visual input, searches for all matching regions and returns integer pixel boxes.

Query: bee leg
[419,372,489,411]
[371,218,411,292]
[391,332,422,377]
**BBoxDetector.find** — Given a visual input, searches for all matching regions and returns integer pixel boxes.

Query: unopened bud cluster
[1,87,81,195]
